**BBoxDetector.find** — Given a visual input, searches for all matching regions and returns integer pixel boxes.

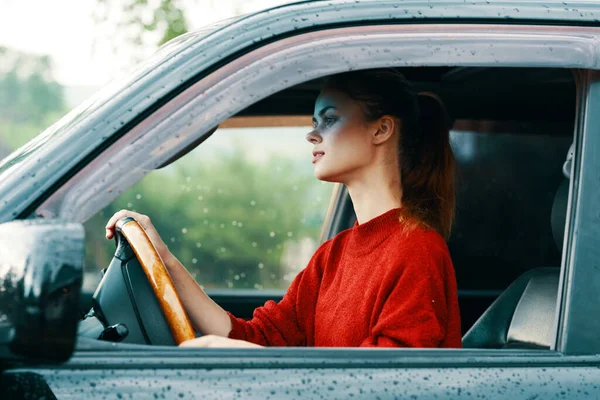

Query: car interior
[78,66,575,350]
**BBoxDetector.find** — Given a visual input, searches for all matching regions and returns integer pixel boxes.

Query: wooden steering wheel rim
[116,217,195,345]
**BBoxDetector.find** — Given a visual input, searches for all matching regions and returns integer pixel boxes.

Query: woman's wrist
[161,251,179,271]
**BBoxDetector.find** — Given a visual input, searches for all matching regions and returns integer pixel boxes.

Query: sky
[0,0,295,87]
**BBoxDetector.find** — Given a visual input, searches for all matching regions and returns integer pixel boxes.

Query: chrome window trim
[554,69,600,355]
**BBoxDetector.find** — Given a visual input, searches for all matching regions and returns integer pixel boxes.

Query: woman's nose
[305,129,322,144]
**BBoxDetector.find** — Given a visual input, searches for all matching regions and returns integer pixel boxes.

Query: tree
[93,0,259,63]
[93,0,189,64]
[0,47,67,155]
[0,47,65,124]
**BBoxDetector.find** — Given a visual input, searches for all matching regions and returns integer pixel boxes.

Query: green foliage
[0,47,68,155]
[84,143,333,290]
[95,0,189,48]
[0,111,66,150]
[0,48,66,125]
[155,1,188,45]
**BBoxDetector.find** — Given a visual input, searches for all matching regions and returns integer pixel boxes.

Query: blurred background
[0,0,335,292]
[0,0,297,152]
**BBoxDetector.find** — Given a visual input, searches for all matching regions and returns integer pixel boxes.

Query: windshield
[0,16,242,180]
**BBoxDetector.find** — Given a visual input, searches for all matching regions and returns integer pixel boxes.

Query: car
[1,0,600,398]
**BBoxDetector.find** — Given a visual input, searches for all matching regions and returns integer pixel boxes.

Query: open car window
[77,66,576,349]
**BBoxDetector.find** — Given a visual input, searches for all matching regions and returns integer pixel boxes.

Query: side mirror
[0,219,84,365]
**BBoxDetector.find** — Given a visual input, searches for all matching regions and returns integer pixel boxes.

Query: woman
[105,69,462,348]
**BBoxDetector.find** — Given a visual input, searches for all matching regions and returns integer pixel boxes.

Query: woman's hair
[322,69,456,239]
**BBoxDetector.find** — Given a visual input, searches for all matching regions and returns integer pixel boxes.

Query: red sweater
[228,208,462,347]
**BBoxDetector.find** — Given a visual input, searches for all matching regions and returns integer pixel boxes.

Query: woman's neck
[346,163,403,225]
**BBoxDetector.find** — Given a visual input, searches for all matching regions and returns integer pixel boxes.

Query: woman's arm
[162,253,233,337]
[105,210,232,337]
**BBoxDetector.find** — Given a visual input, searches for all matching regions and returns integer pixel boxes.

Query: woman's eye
[325,117,336,125]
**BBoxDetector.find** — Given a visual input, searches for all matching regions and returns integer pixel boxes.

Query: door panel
[23,350,600,399]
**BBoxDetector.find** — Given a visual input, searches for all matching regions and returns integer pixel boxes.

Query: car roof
[194,0,600,42]
[149,1,600,82]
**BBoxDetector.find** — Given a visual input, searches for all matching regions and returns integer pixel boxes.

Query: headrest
[562,142,574,179]
[551,180,569,252]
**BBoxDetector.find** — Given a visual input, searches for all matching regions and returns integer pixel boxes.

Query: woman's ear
[372,116,396,145]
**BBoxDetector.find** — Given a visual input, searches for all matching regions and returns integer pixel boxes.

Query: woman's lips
[312,151,324,164]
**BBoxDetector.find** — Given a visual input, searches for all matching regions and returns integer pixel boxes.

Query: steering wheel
[82,217,195,345]
[115,217,195,344]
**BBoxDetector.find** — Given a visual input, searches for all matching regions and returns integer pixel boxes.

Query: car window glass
[448,125,572,292]
[82,117,334,292]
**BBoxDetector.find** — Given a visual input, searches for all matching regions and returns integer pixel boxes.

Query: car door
[3,3,600,399]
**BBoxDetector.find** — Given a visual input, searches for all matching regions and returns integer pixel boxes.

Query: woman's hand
[105,210,173,266]
[180,335,263,348]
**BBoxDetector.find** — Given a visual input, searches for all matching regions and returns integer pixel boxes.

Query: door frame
[35,23,600,358]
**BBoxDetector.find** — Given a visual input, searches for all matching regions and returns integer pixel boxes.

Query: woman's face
[307,88,380,183]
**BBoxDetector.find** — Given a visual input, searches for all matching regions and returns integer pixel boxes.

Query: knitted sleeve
[226,240,331,346]
[359,241,452,348]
